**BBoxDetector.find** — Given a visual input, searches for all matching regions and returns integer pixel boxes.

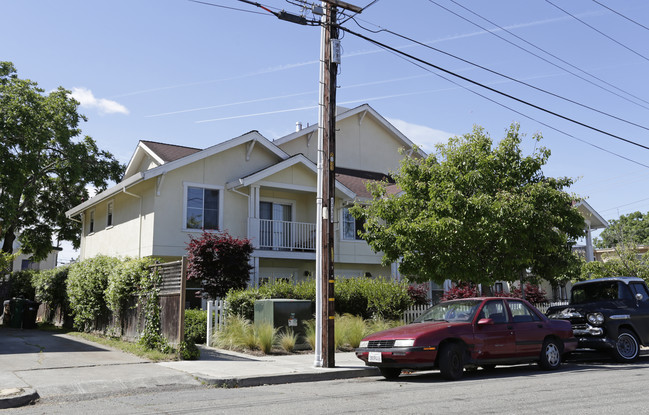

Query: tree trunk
[1,230,16,272]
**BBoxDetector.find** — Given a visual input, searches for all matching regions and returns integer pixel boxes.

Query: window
[342,207,364,240]
[494,282,504,293]
[89,210,95,233]
[508,300,541,322]
[259,201,293,249]
[106,201,114,227]
[184,184,222,230]
[478,300,508,324]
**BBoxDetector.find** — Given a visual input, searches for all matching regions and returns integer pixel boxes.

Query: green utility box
[254,299,312,345]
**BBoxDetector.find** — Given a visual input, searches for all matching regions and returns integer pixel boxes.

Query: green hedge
[8,270,36,300]
[225,277,413,321]
[184,309,207,344]
[33,266,70,318]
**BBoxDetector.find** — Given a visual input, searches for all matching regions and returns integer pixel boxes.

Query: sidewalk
[0,328,378,409]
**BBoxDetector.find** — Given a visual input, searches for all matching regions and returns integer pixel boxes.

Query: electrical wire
[349,16,649,132]
[339,0,380,25]
[545,0,649,63]
[339,25,649,153]
[368,38,649,169]
[591,0,649,32]
[430,0,649,110]
[188,0,273,15]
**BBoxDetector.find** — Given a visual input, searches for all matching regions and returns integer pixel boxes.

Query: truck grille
[367,340,395,349]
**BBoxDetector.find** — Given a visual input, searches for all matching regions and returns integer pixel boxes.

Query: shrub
[494,283,548,304]
[67,256,121,331]
[365,278,413,320]
[335,278,370,318]
[278,328,298,353]
[185,309,207,344]
[441,283,480,301]
[186,231,253,299]
[33,266,69,321]
[214,315,256,351]
[178,341,201,360]
[225,288,261,320]
[338,314,367,349]
[8,270,36,300]
[303,319,316,350]
[255,322,277,354]
[408,284,430,305]
[105,257,156,322]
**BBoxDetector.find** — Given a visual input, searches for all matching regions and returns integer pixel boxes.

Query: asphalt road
[6,354,649,414]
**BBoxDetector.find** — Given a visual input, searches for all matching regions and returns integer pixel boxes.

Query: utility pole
[315,0,361,369]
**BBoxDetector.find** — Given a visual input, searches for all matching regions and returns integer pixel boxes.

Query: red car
[356,297,577,380]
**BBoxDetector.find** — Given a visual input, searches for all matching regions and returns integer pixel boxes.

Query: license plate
[368,352,382,363]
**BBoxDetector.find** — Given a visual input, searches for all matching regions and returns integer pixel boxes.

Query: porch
[249,218,316,252]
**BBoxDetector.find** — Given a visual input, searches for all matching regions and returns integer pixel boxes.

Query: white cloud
[70,87,129,115]
[388,118,455,153]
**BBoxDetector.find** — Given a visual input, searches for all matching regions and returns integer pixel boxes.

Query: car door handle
[507,326,513,330]
[537,324,543,328]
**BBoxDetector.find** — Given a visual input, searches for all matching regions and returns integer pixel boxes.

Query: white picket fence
[206,299,227,347]
[402,304,431,324]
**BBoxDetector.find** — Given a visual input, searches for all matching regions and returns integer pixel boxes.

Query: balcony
[252,219,316,252]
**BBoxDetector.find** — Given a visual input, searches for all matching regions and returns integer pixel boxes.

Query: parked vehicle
[546,276,649,362]
[355,297,577,380]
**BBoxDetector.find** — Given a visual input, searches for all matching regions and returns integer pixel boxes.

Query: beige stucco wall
[278,114,409,175]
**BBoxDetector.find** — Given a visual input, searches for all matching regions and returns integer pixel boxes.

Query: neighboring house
[1,238,62,272]
[594,245,649,262]
[65,104,424,294]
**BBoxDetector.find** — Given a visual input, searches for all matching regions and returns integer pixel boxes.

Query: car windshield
[571,281,630,304]
[414,300,482,323]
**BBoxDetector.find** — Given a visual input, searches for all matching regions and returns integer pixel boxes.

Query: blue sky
[4,0,649,264]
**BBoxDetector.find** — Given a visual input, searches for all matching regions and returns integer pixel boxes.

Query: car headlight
[359,341,369,348]
[587,312,605,326]
[394,339,415,347]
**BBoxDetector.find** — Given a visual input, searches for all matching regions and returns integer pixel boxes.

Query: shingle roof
[335,167,400,199]
[141,140,201,163]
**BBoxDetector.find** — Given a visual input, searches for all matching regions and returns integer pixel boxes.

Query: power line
[546,0,649,63]
[371,39,649,170]
[188,0,273,15]
[339,25,649,153]
[430,0,649,110]
[349,16,649,132]
[591,0,649,32]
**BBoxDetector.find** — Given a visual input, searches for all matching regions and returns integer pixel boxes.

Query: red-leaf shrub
[186,231,253,299]
[493,283,548,303]
[441,283,480,301]
[408,284,430,305]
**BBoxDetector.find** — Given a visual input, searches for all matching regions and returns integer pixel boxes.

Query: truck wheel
[439,343,464,381]
[612,329,639,363]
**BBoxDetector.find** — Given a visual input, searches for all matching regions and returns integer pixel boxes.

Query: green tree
[582,243,649,281]
[595,211,649,248]
[351,123,585,286]
[0,62,123,262]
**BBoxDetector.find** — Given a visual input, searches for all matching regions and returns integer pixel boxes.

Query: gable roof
[335,168,401,199]
[574,200,608,230]
[273,103,427,158]
[67,131,288,217]
[226,154,356,199]
[123,141,202,179]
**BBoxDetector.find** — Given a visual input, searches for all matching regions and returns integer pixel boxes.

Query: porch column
[585,221,594,262]
[249,256,259,287]
[391,262,400,282]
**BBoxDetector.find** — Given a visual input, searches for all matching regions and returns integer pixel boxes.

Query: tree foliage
[0,62,124,260]
[351,124,585,286]
[582,243,649,281]
[186,231,253,299]
[595,211,649,248]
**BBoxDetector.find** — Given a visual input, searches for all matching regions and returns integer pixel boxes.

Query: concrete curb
[0,388,39,409]
[197,367,380,388]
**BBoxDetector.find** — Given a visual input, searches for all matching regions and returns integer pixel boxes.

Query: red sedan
[356,297,577,380]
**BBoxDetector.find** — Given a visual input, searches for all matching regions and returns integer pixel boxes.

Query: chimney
[296,121,303,132]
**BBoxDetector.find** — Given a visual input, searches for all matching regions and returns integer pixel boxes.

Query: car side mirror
[636,293,644,305]
[477,318,494,326]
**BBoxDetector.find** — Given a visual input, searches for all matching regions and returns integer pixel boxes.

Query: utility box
[254,299,312,345]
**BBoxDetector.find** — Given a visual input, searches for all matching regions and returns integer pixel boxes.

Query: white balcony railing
[256,219,316,251]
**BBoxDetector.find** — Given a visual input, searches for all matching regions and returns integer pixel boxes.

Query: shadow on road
[0,327,108,354]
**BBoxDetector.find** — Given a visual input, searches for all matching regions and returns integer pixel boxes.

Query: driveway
[0,328,199,402]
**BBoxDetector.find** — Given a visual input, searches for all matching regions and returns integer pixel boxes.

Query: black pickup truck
[546,277,649,362]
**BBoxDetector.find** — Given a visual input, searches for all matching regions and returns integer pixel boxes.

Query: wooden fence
[206,298,227,347]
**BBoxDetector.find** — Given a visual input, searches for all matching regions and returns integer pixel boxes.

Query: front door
[260,202,292,249]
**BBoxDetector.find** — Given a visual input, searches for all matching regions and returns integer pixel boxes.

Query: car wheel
[539,338,562,370]
[379,367,401,380]
[613,329,639,363]
[439,343,464,381]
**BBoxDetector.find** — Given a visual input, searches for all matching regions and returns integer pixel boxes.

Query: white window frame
[182,182,224,232]
[106,200,114,228]
[341,207,364,241]
[88,209,95,234]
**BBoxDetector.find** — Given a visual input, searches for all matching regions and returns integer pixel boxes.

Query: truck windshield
[571,281,629,304]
